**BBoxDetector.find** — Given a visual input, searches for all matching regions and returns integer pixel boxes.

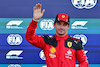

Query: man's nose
[60,24,64,28]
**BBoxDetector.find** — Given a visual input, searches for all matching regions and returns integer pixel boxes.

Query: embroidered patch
[67,42,72,48]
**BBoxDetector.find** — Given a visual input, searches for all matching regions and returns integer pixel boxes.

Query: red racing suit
[25,20,89,67]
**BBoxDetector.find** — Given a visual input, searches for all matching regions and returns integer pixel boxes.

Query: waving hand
[33,3,45,20]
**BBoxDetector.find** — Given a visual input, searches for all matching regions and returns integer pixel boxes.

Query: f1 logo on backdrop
[7,34,23,45]
[71,0,97,9]
[71,21,88,29]
[6,50,23,59]
[40,19,54,30]
[6,20,23,29]
[8,64,21,67]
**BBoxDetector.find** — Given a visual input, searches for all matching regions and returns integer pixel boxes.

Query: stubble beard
[57,29,66,36]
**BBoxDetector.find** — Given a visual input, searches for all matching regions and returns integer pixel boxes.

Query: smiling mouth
[58,30,65,33]
[59,30,63,32]
[59,29,64,32]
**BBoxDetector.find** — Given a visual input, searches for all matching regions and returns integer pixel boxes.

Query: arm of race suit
[25,20,46,49]
[76,41,89,67]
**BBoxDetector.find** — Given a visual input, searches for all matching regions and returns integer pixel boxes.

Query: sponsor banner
[8,64,21,67]
[0,34,100,64]
[0,18,100,34]
[0,49,45,64]
[0,64,46,67]
[0,48,100,64]
[0,64,100,67]
[0,34,100,46]
[0,0,99,18]
[71,0,97,9]
[0,0,99,66]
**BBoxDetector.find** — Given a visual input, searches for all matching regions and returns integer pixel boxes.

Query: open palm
[33,3,45,20]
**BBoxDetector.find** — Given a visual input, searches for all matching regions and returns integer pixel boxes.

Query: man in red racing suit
[25,3,89,67]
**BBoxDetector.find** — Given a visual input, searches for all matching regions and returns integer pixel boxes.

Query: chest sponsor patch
[65,49,73,59]
[67,42,72,48]
[49,47,56,58]
[50,47,56,53]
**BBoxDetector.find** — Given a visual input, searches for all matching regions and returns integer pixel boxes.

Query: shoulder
[42,35,57,47]
[68,36,82,43]
[68,36,83,50]
[42,35,55,39]
[42,35,56,43]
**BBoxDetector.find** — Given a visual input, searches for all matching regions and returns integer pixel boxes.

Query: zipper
[61,62,63,67]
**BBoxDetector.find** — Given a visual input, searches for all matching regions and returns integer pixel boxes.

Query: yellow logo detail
[50,56,54,58]
[62,15,65,18]
[50,47,56,53]
[67,42,72,48]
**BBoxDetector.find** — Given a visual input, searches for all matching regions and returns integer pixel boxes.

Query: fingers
[38,3,41,9]
[34,3,41,10]
[36,4,38,9]
[42,9,45,14]
[33,3,45,18]
[33,7,35,11]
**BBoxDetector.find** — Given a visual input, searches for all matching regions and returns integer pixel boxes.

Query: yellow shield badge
[62,15,65,18]
[67,42,72,48]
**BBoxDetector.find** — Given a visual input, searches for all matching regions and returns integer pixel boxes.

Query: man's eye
[57,23,61,25]
[63,23,68,26]
[63,24,67,26]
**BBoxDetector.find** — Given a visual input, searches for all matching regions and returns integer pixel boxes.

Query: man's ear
[68,25,70,29]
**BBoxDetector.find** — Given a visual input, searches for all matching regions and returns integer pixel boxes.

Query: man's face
[54,21,70,36]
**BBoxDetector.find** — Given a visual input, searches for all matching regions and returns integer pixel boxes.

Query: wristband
[33,18,39,22]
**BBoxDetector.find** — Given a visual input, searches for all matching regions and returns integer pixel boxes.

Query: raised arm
[25,3,45,49]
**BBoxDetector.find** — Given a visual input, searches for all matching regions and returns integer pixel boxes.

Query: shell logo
[50,47,56,53]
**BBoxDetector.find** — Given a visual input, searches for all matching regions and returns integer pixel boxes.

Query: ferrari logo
[62,15,65,18]
[67,42,72,48]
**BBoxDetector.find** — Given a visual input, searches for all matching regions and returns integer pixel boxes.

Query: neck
[55,33,69,41]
